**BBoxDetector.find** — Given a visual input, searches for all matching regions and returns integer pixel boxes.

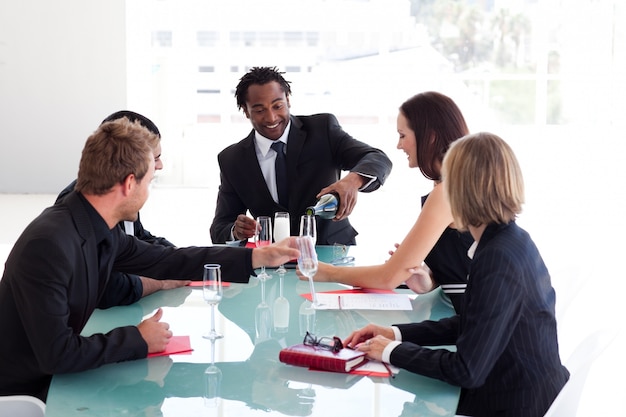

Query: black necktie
[271,141,288,207]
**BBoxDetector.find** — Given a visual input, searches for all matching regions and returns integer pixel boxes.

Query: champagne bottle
[305,193,339,219]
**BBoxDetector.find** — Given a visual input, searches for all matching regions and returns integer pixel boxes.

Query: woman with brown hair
[301,91,474,312]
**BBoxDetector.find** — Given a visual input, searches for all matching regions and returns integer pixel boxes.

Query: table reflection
[46,247,460,417]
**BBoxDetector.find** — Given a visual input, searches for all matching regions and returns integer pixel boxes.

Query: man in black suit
[56,110,186,308]
[210,66,392,246]
[0,117,298,402]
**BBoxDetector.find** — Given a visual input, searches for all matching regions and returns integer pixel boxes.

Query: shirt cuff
[381,326,403,363]
[382,340,402,364]
[392,325,402,341]
[354,172,377,191]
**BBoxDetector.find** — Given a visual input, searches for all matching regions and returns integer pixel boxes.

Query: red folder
[147,335,193,358]
[279,344,367,373]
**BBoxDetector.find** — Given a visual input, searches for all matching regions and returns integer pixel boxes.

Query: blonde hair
[75,118,159,195]
[443,132,524,230]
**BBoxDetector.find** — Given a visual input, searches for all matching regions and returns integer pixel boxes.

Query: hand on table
[343,323,395,361]
[138,308,173,354]
[140,277,191,298]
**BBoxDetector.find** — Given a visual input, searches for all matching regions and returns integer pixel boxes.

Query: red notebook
[279,344,367,373]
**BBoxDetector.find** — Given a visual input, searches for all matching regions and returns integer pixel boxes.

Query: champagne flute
[296,236,320,307]
[202,264,223,340]
[254,216,272,281]
[299,214,317,243]
[273,211,290,274]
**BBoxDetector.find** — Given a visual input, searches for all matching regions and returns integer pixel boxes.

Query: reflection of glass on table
[204,338,222,408]
[255,277,272,342]
[46,264,460,417]
[273,274,290,333]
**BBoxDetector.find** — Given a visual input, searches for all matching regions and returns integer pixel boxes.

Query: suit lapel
[65,192,102,316]
[241,131,283,210]
[286,116,307,209]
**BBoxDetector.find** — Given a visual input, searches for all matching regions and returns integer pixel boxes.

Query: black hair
[101,110,160,136]
[235,66,292,111]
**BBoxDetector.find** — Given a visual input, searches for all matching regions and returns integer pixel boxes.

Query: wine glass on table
[296,235,321,307]
[273,211,290,275]
[254,216,272,281]
[202,264,223,340]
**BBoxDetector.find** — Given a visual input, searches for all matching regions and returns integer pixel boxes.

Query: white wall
[0,0,127,193]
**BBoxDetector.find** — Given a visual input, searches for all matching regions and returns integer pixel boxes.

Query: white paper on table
[313,292,412,310]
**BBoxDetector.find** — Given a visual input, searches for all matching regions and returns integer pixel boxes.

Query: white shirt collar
[254,120,292,156]
[467,240,479,259]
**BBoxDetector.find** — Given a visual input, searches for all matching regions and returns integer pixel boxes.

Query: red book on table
[279,344,367,373]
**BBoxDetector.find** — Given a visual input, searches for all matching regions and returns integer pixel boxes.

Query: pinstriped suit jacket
[392,222,569,417]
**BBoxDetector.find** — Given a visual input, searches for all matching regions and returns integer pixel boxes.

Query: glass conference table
[46,246,460,417]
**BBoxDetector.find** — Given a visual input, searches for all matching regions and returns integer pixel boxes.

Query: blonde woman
[344,133,569,417]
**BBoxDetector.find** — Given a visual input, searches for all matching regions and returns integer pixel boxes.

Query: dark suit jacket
[0,191,254,401]
[391,222,569,417]
[56,179,175,308]
[210,114,392,245]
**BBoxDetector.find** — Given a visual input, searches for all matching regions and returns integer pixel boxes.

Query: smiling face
[396,111,418,168]
[243,81,291,140]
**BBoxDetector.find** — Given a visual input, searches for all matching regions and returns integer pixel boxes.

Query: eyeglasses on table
[303,331,343,353]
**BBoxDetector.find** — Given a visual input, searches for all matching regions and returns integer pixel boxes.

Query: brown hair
[443,132,524,230]
[75,118,159,195]
[399,91,469,181]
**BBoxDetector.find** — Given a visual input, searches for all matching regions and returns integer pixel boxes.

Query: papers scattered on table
[305,290,413,310]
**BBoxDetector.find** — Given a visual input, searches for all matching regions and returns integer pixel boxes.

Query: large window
[129,0,624,257]
[129,4,623,412]
[130,0,623,186]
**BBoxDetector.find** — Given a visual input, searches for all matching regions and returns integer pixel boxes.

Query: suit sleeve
[97,271,143,308]
[114,231,254,283]
[389,251,524,389]
[325,114,392,192]
[11,237,147,376]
